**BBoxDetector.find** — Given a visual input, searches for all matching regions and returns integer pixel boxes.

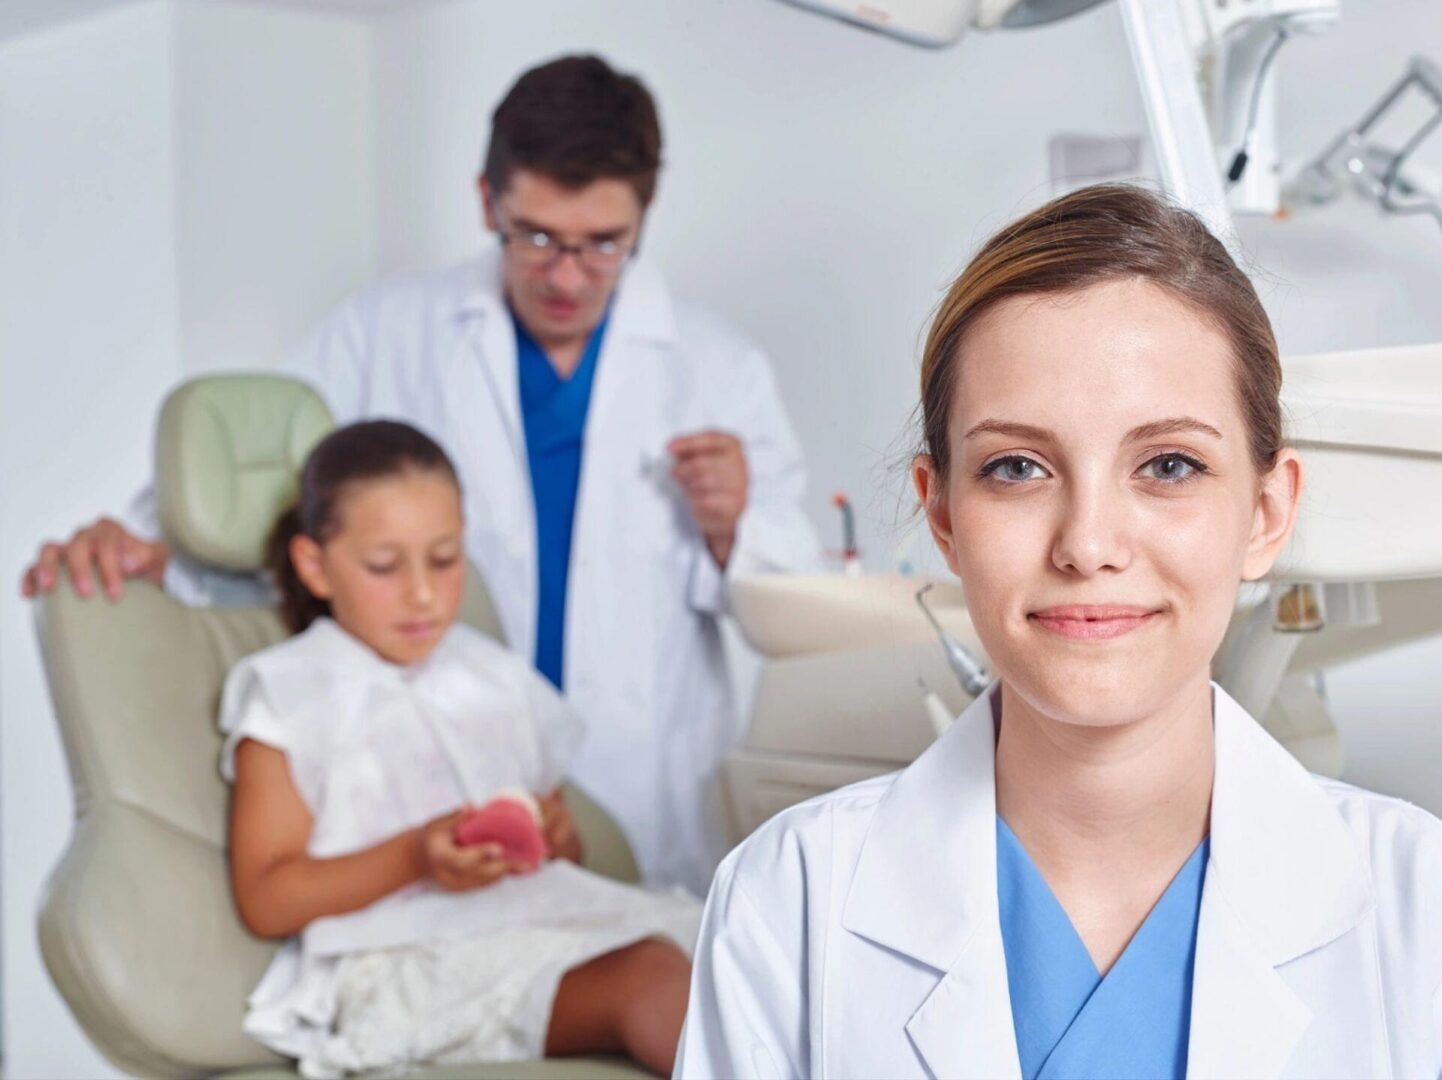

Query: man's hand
[20,517,170,602]
[417,809,523,892]
[539,788,583,864]
[668,430,748,568]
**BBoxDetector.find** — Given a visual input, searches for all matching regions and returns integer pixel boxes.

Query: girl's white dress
[219,617,701,1078]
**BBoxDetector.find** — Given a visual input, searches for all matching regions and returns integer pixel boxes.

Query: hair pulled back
[920,184,1282,478]
[267,420,460,634]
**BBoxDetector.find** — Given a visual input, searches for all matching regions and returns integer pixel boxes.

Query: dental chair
[33,374,649,1080]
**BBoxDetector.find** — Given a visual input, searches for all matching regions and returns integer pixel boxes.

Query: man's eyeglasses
[498,225,634,275]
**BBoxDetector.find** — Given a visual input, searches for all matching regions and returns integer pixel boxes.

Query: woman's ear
[289,534,334,601]
[913,454,962,577]
[1242,448,1304,581]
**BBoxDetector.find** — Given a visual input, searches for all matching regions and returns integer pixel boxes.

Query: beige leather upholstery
[34,375,647,1079]
[155,375,333,572]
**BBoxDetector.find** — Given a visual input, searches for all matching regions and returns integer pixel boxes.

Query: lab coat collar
[445,246,677,461]
[841,682,1001,972]
[843,684,1022,1079]
[1185,685,1376,1079]
[1205,684,1374,966]
[450,245,679,347]
[841,681,1376,1080]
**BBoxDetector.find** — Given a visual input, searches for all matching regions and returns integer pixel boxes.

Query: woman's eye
[365,563,398,576]
[430,555,460,570]
[979,455,1048,484]
[1141,452,1206,484]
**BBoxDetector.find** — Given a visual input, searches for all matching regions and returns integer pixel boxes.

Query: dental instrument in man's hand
[916,582,991,697]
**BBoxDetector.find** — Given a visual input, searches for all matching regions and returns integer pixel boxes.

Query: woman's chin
[1000,658,1171,730]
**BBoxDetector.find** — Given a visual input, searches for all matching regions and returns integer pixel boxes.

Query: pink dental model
[454,788,549,870]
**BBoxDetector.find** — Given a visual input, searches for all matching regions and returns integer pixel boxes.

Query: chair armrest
[562,783,640,885]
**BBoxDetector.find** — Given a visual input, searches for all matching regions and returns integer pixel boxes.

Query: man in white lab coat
[22,55,823,895]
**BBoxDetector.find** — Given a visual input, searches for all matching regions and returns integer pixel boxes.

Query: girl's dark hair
[267,420,460,635]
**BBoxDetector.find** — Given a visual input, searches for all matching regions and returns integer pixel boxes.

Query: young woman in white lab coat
[675,185,1442,1079]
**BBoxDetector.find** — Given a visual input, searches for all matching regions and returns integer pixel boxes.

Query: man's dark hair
[483,54,663,208]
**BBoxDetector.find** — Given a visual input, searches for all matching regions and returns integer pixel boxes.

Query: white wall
[174,0,377,375]
[0,5,181,1076]
[0,3,377,1076]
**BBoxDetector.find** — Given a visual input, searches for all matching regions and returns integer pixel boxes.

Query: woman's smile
[1028,604,1165,641]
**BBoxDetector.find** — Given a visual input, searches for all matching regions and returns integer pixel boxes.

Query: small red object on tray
[454,790,549,869]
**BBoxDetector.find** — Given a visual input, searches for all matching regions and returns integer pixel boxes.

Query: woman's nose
[1050,480,1133,577]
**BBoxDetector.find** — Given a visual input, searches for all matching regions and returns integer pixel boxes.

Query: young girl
[220,419,700,1079]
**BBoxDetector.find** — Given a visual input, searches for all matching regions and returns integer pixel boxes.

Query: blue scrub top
[513,307,609,690]
[997,817,1208,1080]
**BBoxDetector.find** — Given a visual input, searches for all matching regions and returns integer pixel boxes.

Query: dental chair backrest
[33,374,639,1079]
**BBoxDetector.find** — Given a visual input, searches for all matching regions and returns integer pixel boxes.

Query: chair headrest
[154,375,333,571]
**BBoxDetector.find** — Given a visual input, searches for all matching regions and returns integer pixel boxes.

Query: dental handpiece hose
[915,584,992,698]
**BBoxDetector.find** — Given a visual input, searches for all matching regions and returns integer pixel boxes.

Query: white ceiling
[0,0,138,43]
[233,0,444,12]
[0,0,450,44]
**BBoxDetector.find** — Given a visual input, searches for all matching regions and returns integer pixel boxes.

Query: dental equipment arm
[1286,55,1442,230]
[916,583,992,697]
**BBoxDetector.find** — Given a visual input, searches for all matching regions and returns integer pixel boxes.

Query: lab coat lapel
[906,932,1022,1080]
[453,252,523,455]
[842,687,1023,1080]
[563,259,677,686]
[445,252,534,651]
[573,257,676,490]
[1186,686,1376,1079]
[1186,880,1312,1080]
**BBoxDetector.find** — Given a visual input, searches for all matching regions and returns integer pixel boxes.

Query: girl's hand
[539,789,583,864]
[417,810,523,891]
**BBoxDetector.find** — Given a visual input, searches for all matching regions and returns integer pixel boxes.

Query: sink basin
[1277,342,1442,582]
[730,573,977,659]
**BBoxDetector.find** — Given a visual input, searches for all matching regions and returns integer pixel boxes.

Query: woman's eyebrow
[963,419,1053,442]
[963,417,1223,443]
[1127,417,1223,441]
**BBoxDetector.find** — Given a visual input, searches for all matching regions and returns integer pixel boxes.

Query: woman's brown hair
[266,420,460,635]
[919,184,1282,479]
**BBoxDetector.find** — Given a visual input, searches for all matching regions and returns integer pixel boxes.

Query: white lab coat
[156,250,823,895]
[676,684,1442,1079]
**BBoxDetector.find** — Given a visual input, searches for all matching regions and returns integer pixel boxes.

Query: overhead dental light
[779,0,1350,236]
[779,0,1107,48]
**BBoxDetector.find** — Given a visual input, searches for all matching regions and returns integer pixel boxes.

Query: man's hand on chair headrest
[20,517,169,603]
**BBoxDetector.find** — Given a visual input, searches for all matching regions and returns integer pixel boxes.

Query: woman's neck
[994,672,1215,877]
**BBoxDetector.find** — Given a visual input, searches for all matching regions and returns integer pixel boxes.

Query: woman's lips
[1029,605,1162,640]
[397,620,438,639]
